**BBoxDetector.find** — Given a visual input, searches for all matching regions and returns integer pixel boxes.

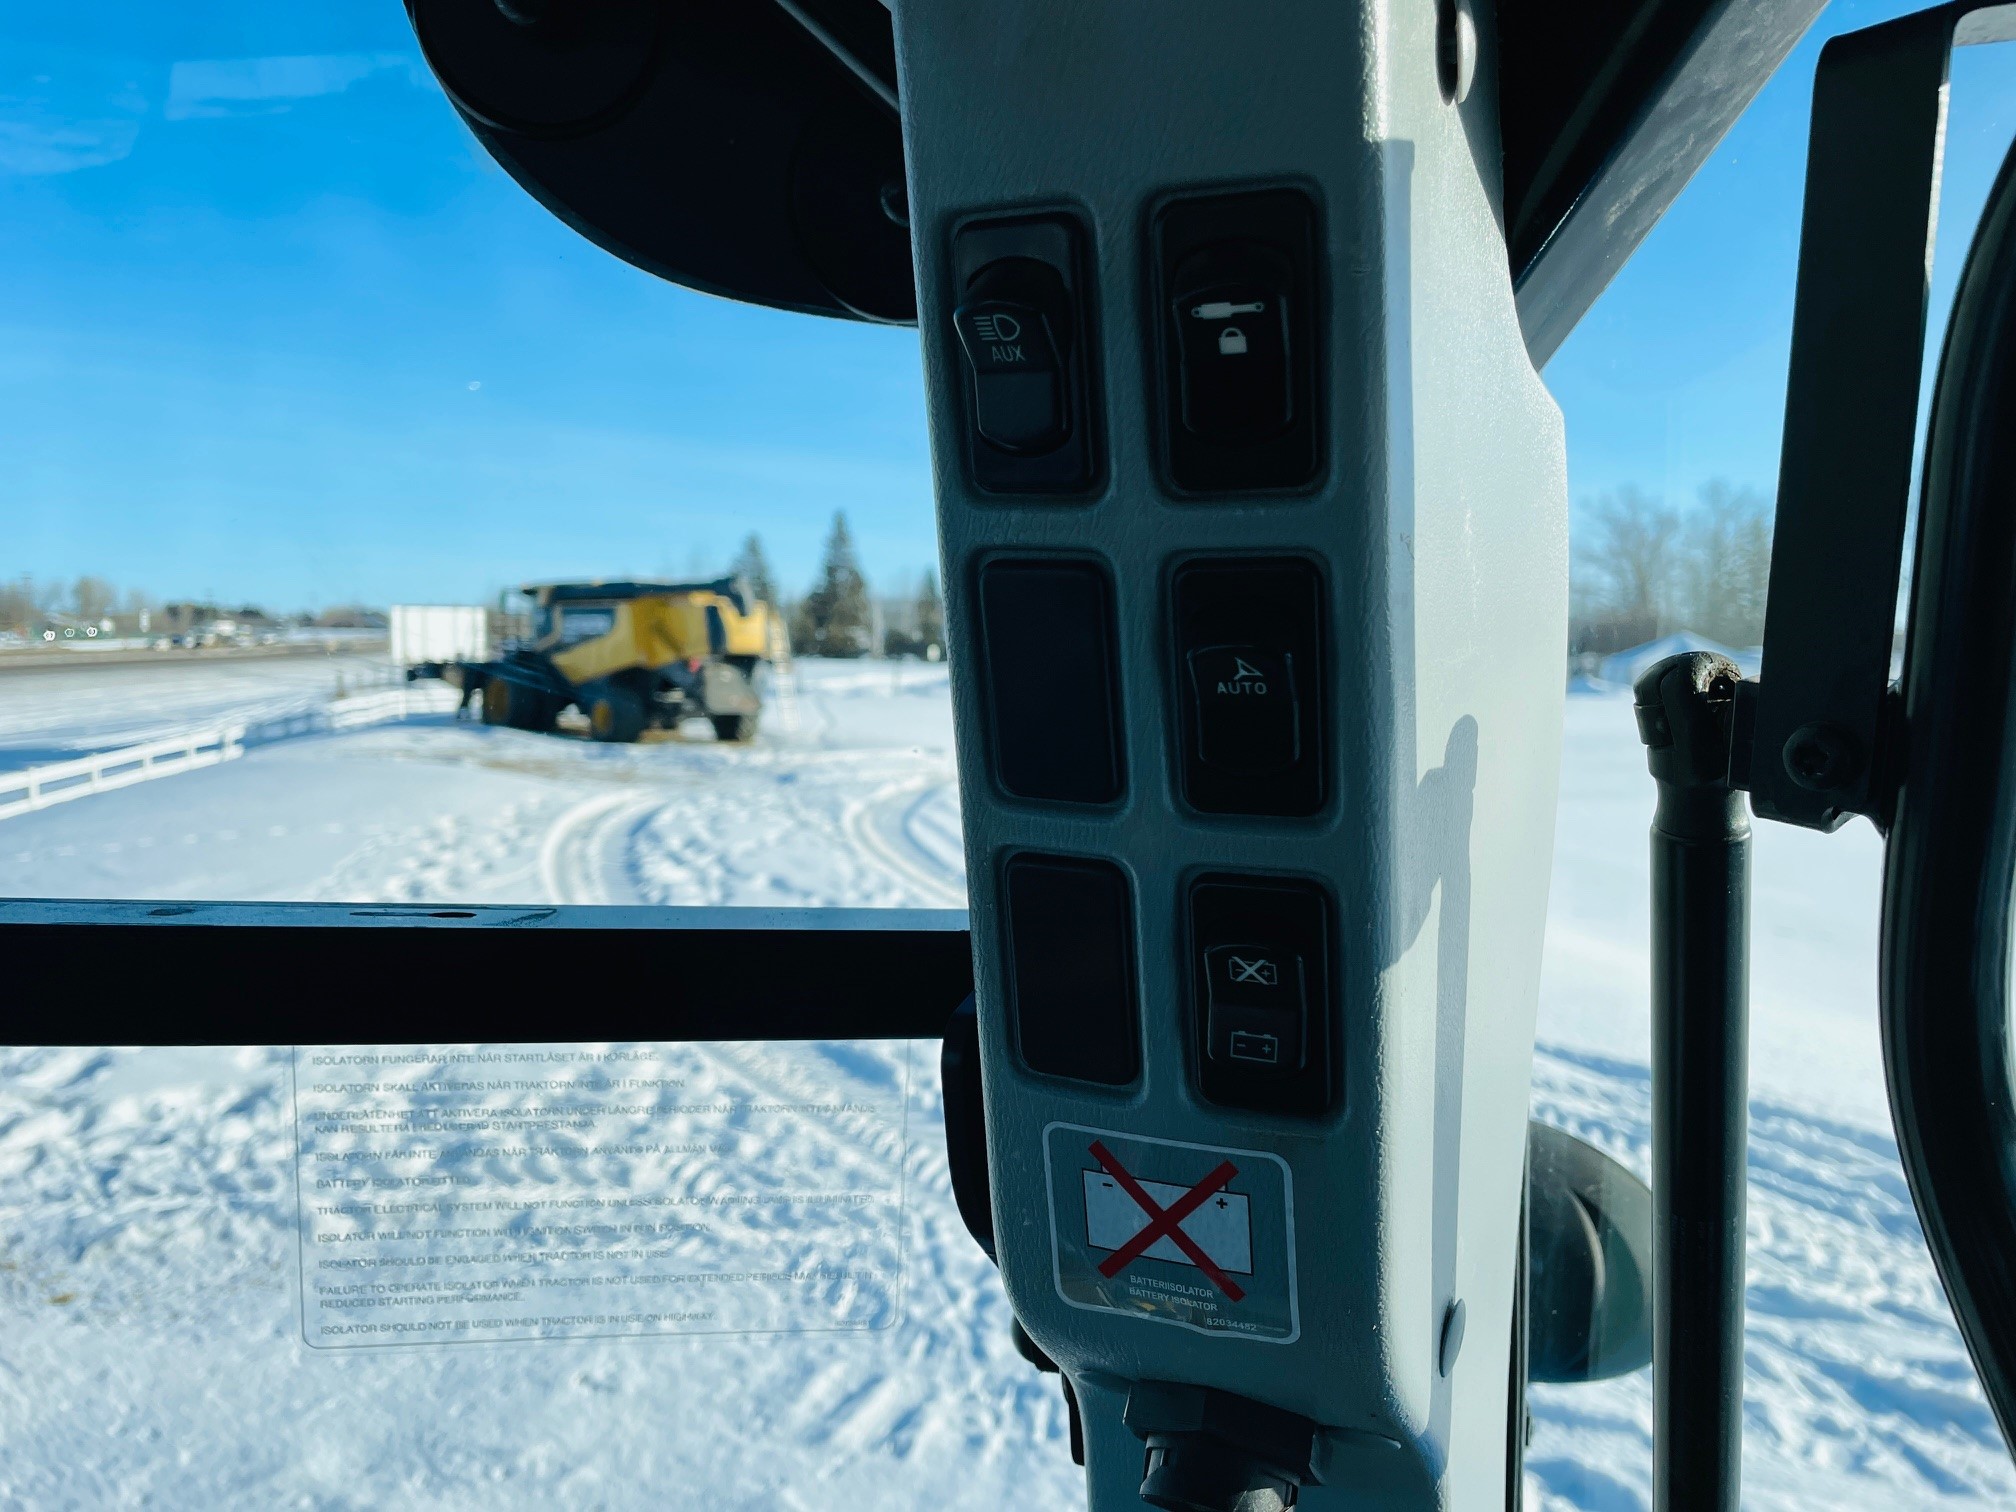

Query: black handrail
[1882,133,2016,1452]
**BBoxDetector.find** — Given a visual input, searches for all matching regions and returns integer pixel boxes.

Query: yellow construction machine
[408,579,782,743]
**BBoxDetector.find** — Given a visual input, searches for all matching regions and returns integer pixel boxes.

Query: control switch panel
[950,216,1100,494]
[1172,560,1325,815]
[1191,876,1332,1116]
[1153,189,1320,494]
[1173,275,1292,443]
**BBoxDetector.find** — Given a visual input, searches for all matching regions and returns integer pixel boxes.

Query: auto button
[1186,643,1299,774]
[1171,560,1325,817]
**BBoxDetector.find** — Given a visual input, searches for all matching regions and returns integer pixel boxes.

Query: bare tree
[71,575,116,623]
[1571,481,1775,655]
[914,569,944,652]
[0,576,39,634]
[1573,488,1679,650]
[1673,481,1772,648]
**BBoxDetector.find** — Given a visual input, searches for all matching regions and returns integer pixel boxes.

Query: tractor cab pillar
[893,2,1566,1504]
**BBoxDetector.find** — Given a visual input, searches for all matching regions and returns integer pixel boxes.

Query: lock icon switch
[1170,274,1294,445]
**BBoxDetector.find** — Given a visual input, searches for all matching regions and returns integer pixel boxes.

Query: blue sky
[0,4,2010,612]
[1551,1,2016,514]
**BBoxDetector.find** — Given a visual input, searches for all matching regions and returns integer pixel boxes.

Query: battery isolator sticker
[1043,1122,1297,1343]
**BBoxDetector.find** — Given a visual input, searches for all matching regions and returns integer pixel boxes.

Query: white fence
[0,684,458,824]
[0,727,245,821]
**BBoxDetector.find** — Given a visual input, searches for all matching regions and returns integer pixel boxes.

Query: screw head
[1784,723,1860,793]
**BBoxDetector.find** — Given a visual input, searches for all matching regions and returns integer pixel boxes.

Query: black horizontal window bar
[0,903,973,1047]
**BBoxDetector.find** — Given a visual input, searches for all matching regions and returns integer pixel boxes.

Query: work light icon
[971,311,1021,343]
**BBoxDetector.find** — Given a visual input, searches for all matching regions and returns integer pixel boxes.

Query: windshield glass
[0,6,951,912]
[1528,9,2016,1508]
[4,3,2015,1510]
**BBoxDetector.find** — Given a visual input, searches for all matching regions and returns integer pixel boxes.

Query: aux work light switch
[954,294,1066,454]
[949,215,1100,495]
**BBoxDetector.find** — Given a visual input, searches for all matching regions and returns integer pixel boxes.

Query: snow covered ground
[0,659,961,908]
[0,660,2009,1508]
[0,650,401,773]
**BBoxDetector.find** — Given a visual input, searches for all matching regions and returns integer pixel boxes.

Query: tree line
[0,576,378,638]
[1570,481,1772,655]
[0,575,154,634]
[10,486,1758,658]
[731,512,943,660]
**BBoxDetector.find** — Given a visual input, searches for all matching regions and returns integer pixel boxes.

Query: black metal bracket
[1746,1,2015,833]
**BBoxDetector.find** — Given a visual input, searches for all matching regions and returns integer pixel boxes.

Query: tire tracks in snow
[537,789,663,905]
[538,771,964,909]
[840,777,966,908]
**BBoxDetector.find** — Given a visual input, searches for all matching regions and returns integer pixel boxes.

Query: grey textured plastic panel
[892,2,1568,1505]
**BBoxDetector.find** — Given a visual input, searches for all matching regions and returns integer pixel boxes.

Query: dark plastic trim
[1883,130,2016,1456]
[1505,0,1826,365]
[0,902,971,1046]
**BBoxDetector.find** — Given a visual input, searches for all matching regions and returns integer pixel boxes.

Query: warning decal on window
[1043,1122,1297,1343]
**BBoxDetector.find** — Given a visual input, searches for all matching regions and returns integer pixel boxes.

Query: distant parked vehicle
[408,578,779,744]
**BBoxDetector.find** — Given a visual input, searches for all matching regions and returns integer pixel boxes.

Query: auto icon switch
[1152,188,1321,494]
[1191,877,1332,1115]
[1171,559,1325,816]
[949,215,1101,494]
[1187,644,1297,774]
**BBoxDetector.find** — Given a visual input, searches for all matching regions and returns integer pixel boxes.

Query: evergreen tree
[914,570,945,658]
[730,532,779,608]
[793,512,873,657]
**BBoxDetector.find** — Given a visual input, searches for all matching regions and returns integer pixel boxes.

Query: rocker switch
[1203,943,1307,1073]
[1191,878,1332,1115]
[1186,644,1299,774]
[1172,277,1292,443]
[954,260,1071,456]
[1152,190,1320,493]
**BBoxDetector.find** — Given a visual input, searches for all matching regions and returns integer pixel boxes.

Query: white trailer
[389,605,488,667]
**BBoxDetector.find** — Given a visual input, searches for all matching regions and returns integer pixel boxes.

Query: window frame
[2,902,972,1046]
